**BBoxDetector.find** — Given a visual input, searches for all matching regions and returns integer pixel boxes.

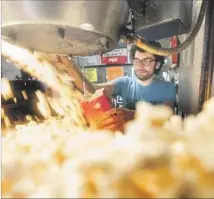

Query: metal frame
[198,0,214,110]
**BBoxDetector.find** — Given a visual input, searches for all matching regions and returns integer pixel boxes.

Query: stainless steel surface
[2,0,129,55]
[198,0,214,106]
[135,0,193,40]
[178,1,205,114]
[212,71,214,97]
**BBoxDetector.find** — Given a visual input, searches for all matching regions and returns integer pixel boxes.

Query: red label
[170,36,179,64]
[101,56,127,65]
[81,93,112,128]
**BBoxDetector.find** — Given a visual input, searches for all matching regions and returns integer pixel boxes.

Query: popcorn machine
[2,0,213,114]
[1,0,214,198]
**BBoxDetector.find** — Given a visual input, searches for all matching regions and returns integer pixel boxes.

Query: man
[57,40,176,132]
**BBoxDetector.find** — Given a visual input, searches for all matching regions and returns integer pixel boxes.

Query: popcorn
[203,97,214,115]
[135,102,173,126]
[3,95,214,199]
[2,44,214,198]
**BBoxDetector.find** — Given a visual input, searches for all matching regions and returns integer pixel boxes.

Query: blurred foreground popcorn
[2,98,214,198]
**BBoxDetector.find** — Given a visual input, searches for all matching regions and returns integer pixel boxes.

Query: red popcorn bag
[81,89,112,129]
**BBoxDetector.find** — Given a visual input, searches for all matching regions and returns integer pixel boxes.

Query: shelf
[82,63,133,69]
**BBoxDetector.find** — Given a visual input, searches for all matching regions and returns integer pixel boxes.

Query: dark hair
[130,40,165,74]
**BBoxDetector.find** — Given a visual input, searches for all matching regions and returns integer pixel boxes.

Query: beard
[134,69,154,81]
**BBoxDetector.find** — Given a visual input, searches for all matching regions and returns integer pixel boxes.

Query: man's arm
[93,83,115,97]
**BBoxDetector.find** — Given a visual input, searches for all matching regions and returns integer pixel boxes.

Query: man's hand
[97,108,135,132]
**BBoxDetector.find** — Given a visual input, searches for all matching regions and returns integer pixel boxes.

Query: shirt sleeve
[109,77,128,97]
[168,83,177,104]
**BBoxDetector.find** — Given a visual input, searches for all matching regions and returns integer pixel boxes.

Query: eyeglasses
[133,57,156,66]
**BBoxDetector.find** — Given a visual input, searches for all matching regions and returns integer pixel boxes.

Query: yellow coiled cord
[135,0,208,56]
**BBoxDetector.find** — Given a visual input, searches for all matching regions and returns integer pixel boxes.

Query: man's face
[133,51,158,81]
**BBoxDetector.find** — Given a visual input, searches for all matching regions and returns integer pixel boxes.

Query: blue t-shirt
[111,76,176,110]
